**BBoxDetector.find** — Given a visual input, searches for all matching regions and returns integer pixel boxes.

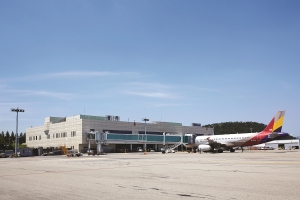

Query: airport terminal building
[26,114,213,153]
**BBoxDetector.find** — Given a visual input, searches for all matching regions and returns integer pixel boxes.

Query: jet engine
[198,144,211,151]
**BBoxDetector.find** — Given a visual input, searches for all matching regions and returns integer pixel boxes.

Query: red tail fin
[263,118,274,132]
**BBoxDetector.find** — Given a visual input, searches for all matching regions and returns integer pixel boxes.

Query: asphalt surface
[0,150,299,200]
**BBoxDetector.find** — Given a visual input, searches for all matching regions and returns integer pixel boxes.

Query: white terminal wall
[26,116,83,150]
[26,115,213,151]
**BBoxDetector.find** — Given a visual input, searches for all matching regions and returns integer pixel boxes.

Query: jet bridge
[86,131,190,153]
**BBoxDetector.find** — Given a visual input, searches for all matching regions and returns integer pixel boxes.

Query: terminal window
[71,131,76,137]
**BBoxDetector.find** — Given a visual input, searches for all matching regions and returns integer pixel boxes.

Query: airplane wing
[205,137,235,149]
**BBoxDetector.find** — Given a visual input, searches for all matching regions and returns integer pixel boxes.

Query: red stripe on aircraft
[242,117,274,146]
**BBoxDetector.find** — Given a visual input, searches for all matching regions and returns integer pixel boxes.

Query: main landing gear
[212,149,223,153]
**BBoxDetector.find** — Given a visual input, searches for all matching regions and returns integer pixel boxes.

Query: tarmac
[0,150,299,200]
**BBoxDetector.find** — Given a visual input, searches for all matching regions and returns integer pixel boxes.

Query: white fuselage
[185,132,258,149]
[195,133,255,147]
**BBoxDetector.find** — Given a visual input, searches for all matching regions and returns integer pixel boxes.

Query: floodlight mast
[142,118,149,151]
[11,108,25,157]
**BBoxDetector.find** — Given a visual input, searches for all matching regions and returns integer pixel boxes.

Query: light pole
[11,108,25,157]
[142,118,149,151]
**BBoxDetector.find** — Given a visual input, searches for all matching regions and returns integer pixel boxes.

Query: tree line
[0,131,26,150]
[203,121,296,140]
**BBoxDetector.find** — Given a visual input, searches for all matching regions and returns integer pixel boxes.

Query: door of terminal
[138,135,147,141]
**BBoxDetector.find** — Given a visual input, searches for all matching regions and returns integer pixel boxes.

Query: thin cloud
[194,87,221,93]
[23,90,75,100]
[114,1,125,9]
[0,83,7,90]
[121,82,179,99]
[3,71,139,82]
[130,83,220,93]
[1,89,74,100]
[181,85,221,93]
[0,102,37,106]
[125,82,171,90]
[214,95,259,99]
[147,103,189,108]
[124,91,177,99]
[45,71,137,78]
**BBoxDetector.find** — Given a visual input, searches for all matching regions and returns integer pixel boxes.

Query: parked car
[4,150,14,157]
[72,152,83,157]
[87,150,95,155]
[0,152,6,158]
[169,149,175,153]
[161,148,175,154]
[137,147,143,152]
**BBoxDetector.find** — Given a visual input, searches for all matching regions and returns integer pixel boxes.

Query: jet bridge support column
[87,130,96,155]
[96,132,103,155]
[88,139,91,153]
[97,142,102,154]
[181,134,184,152]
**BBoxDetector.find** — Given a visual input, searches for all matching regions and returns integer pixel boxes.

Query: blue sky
[1,0,299,136]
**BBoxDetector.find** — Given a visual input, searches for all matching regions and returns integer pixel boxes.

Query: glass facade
[107,133,185,143]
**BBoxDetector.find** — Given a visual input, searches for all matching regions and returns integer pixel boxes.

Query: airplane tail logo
[262,111,285,133]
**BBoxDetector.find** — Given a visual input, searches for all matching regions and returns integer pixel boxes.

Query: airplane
[184,111,289,153]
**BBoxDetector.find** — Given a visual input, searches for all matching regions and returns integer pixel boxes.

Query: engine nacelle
[198,144,211,151]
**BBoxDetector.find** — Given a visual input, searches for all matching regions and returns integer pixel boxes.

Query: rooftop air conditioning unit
[106,115,113,121]
[114,116,120,121]
[191,123,201,127]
